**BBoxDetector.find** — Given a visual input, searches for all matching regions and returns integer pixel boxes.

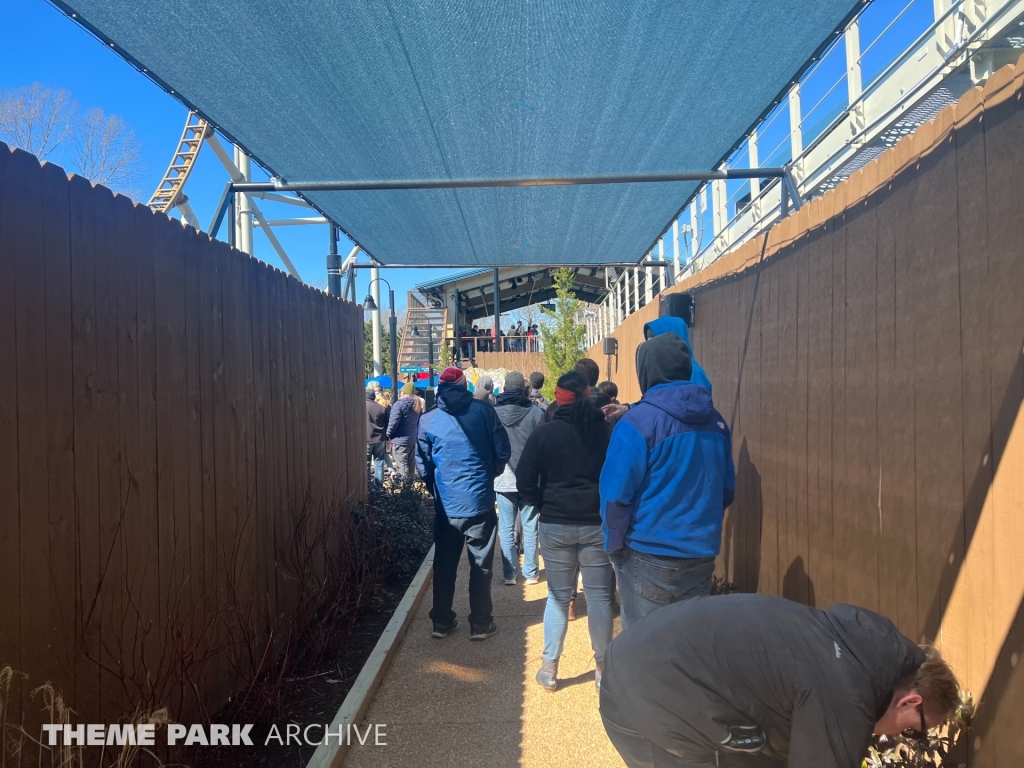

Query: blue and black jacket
[600,381,735,558]
[416,382,511,518]
[642,316,713,394]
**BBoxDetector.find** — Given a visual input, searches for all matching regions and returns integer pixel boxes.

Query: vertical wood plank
[875,152,901,625]
[842,188,880,612]
[14,150,52,721]
[830,202,849,607]
[758,259,780,595]
[41,163,77,705]
[807,221,835,608]
[67,174,101,719]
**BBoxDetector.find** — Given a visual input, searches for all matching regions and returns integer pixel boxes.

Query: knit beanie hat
[504,371,526,391]
[439,367,467,387]
[401,381,416,395]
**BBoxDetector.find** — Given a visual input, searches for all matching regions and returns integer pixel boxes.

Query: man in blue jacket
[417,367,511,640]
[599,332,734,628]
[387,381,420,480]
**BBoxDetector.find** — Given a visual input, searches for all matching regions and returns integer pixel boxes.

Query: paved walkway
[346,547,625,767]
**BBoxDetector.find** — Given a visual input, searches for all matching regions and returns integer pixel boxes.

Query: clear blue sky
[2,0,928,308]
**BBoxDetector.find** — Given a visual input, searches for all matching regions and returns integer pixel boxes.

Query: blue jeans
[496,492,538,580]
[539,522,614,663]
[612,548,715,629]
[367,442,388,482]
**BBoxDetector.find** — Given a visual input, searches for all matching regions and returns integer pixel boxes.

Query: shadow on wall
[971,593,1024,764]
[783,555,817,609]
[723,439,763,593]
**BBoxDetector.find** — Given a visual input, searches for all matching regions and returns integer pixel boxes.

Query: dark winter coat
[515,403,612,526]
[493,391,545,494]
[366,391,388,444]
[416,383,511,518]
[386,395,420,446]
[602,594,926,768]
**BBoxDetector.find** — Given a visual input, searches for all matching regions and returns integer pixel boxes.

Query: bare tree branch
[71,107,147,194]
[0,83,148,199]
[0,83,75,161]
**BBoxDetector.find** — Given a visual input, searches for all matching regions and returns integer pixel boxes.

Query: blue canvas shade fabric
[59,0,857,266]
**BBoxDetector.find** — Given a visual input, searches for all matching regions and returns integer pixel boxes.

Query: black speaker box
[661,292,695,327]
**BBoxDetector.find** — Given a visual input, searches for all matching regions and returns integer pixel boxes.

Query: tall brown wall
[0,144,367,724]
[593,57,1024,764]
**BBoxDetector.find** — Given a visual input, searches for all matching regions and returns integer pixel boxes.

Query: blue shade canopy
[58,0,857,266]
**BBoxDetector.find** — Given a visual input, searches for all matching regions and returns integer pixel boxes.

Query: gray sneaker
[469,621,497,640]
[431,619,459,639]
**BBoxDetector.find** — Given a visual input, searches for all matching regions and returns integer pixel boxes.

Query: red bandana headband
[554,385,591,406]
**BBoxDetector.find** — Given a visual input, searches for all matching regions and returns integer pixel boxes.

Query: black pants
[430,501,497,628]
[599,689,779,768]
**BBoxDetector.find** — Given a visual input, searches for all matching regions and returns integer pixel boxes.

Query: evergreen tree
[539,268,588,400]
[364,322,398,378]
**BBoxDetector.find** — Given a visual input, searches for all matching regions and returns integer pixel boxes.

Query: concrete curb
[306,544,434,768]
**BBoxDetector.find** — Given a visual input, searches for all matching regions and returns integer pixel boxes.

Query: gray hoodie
[493,391,544,494]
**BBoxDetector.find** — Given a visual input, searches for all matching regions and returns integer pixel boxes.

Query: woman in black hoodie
[515,370,614,692]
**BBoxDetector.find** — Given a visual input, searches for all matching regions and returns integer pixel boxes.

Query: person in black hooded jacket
[599,593,963,768]
[516,370,615,692]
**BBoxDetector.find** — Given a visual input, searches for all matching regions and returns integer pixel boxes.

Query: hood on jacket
[637,332,693,395]
[642,381,714,424]
[437,382,474,414]
[366,389,378,401]
[643,315,714,394]
[825,604,927,721]
[495,401,536,428]
[644,315,692,345]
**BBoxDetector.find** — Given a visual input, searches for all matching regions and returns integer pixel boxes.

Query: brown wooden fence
[0,144,366,725]
[591,58,1024,766]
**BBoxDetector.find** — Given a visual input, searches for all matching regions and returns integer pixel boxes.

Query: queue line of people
[372,317,965,767]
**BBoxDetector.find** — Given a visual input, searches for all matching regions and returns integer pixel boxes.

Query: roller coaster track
[146,111,209,214]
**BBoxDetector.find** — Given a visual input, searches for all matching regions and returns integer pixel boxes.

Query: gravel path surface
[346,544,625,767]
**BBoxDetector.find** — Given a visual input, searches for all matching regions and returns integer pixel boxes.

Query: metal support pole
[845,19,863,104]
[427,323,435,387]
[234,146,254,256]
[227,193,236,248]
[388,290,398,403]
[371,267,383,377]
[327,225,341,297]
[711,174,727,238]
[492,268,500,350]
[452,290,461,364]
[788,83,803,160]
[748,129,760,199]
[672,220,681,277]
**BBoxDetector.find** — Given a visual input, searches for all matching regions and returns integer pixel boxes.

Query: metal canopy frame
[230,167,799,196]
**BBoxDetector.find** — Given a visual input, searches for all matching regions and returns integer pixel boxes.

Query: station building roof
[58,0,859,266]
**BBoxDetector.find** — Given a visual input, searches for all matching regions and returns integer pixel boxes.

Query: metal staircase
[397,292,447,375]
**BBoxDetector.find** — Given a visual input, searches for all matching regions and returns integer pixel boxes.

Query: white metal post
[748,129,760,199]
[615,278,623,327]
[233,146,253,256]
[672,219,681,276]
[788,82,803,160]
[689,198,700,261]
[646,248,655,305]
[371,267,383,377]
[845,19,863,103]
[712,173,727,238]
[632,267,640,315]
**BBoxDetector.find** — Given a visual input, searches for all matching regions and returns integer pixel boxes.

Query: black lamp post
[363,279,398,403]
